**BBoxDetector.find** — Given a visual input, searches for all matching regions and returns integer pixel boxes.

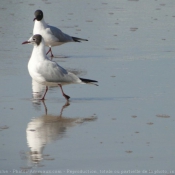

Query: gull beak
[33,17,36,21]
[22,41,30,44]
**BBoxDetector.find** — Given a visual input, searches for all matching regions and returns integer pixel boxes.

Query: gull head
[33,10,43,21]
[22,34,42,46]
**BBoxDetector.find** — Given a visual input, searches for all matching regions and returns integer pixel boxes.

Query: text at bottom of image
[1,169,175,174]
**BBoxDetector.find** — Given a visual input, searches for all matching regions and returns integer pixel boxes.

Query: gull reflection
[26,100,97,164]
[32,79,45,100]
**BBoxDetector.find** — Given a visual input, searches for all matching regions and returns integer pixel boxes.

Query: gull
[22,34,98,101]
[33,9,88,58]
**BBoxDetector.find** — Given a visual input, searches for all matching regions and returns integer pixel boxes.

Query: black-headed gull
[33,10,88,58]
[22,34,98,101]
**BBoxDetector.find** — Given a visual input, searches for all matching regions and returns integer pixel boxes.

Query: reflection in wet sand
[32,79,45,99]
[26,101,97,164]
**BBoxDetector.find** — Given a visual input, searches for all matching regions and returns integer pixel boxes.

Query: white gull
[22,34,97,101]
[33,10,88,58]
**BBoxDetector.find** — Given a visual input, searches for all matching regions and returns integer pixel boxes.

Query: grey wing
[37,60,67,81]
[38,60,80,83]
[48,25,73,42]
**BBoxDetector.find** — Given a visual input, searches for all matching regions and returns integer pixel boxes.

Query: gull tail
[72,37,88,42]
[79,78,98,86]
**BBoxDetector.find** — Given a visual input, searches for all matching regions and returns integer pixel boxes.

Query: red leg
[46,48,51,55]
[58,84,70,100]
[46,47,54,59]
[40,86,48,100]
[50,48,54,58]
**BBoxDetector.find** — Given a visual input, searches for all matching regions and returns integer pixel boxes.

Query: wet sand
[0,0,175,174]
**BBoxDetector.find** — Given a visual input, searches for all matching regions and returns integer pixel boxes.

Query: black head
[33,10,43,21]
[32,34,42,45]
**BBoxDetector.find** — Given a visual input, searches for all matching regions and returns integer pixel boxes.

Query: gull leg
[58,84,70,101]
[46,47,54,59]
[40,86,48,100]
[50,48,54,59]
[46,48,51,55]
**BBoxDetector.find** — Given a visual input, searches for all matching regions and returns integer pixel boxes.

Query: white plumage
[22,34,98,100]
[33,10,88,57]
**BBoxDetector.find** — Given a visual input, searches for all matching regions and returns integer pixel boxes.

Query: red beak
[22,41,30,44]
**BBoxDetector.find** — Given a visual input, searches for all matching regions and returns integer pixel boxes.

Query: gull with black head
[22,34,98,101]
[33,10,88,58]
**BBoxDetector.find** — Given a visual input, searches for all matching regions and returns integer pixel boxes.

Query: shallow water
[1,0,175,175]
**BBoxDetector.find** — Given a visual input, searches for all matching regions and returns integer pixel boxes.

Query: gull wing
[37,60,81,84]
[47,25,73,43]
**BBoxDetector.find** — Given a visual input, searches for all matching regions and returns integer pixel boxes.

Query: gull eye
[33,38,36,41]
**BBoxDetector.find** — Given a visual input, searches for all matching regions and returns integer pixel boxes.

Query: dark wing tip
[79,78,98,85]
[72,37,88,42]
